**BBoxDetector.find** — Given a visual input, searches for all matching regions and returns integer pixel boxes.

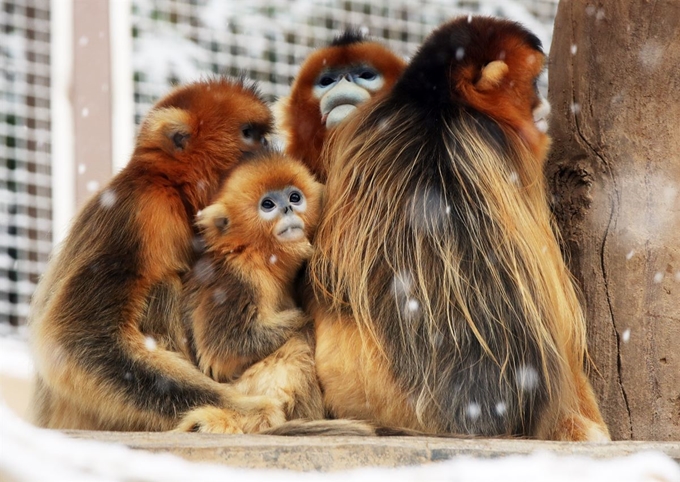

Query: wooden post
[73,0,113,207]
[547,0,680,440]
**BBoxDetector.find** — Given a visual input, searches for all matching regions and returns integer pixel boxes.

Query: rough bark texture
[547,0,680,440]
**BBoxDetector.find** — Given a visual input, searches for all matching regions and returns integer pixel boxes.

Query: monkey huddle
[29,17,610,440]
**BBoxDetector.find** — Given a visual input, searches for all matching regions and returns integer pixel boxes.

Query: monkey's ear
[143,107,192,154]
[197,203,229,235]
[475,60,509,91]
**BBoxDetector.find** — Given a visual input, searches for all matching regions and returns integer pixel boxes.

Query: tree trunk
[547,0,680,440]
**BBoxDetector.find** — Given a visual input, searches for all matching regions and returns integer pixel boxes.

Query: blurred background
[0,0,559,326]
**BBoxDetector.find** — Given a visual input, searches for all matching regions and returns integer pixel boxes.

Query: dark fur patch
[330,28,368,47]
[57,189,221,419]
[183,253,303,362]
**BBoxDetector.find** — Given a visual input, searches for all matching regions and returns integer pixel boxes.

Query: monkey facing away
[180,152,325,421]
[276,30,406,182]
[28,78,288,433]
[307,17,610,440]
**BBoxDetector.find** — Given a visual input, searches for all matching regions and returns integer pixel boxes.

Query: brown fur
[307,17,609,440]
[28,78,287,433]
[181,152,325,422]
[276,32,406,182]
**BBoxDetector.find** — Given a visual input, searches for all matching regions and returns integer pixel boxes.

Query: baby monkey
[182,151,325,420]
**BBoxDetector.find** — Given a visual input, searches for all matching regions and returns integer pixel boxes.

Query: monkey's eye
[289,191,302,204]
[241,125,260,144]
[318,75,336,87]
[358,70,377,80]
[260,198,276,212]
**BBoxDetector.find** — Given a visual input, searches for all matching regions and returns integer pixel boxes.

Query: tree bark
[547,0,680,440]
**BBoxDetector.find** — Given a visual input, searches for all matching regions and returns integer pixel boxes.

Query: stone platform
[66,431,680,472]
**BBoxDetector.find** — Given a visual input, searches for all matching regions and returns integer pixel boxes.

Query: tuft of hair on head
[330,27,369,47]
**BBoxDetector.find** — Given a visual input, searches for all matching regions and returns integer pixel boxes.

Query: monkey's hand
[174,393,286,434]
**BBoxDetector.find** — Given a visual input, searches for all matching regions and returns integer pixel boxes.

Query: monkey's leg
[231,333,324,420]
[32,301,285,433]
[313,309,422,430]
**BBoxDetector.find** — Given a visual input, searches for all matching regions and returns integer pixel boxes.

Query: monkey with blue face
[178,152,326,427]
[276,30,406,182]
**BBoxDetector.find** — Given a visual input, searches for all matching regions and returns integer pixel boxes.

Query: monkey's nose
[283,205,292,214]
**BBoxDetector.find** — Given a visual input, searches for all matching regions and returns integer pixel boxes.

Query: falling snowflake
[144,336,157,351]
[516,365,539,392]
[406,298,420,312]
[269,254,278,264]
[639,41,664,71]
[622,329,631,343]
[495,401,507,416]
[86,180,100,193]
[653,272,664,284]
[99,189,117,209]
[455,47,465,61]
[626,250,635,260]
[466,402,481,421]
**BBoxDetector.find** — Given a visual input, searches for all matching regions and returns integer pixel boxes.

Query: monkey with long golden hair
[276,30,406,182]
[179,152,325,423]
[306,17,609,440]
[28,78,288,433]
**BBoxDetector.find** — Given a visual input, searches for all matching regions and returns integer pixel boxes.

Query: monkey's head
[445,17,551,160]
[197,152,323,263]
[276,30,406,181]
[134,78,273,210]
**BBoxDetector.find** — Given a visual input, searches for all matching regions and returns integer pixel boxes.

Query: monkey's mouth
[322,105,358,128]
[320,89,371,128]
[276,220,305,242]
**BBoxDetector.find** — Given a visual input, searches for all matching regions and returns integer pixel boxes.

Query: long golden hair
[310,90,586,434]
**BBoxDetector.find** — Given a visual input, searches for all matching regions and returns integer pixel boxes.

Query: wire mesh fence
[0,0,52,325]
[131,0,558,122]
[1,0,558,325]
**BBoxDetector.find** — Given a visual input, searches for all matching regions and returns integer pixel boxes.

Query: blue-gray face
[313,65,385,129]
[258,187,307,242]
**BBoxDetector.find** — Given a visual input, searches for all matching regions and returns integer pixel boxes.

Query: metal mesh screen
[131,0,558,123]
[0,0,52,325]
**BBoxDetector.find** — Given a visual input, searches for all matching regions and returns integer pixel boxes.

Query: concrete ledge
[64,431,680,471]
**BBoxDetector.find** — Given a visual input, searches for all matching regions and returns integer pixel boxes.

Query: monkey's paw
[174,397,286,434]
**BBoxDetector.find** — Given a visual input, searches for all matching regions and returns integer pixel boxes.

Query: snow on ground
[1,331,679,482]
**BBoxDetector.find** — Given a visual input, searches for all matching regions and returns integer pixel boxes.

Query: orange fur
[309,17,609,440]
[29,78,285,433]
[452,23,550,160]
[182,153,325,420]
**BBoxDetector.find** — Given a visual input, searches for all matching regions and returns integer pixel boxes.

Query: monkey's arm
[185,259,309,382]
[30,195,283,433]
